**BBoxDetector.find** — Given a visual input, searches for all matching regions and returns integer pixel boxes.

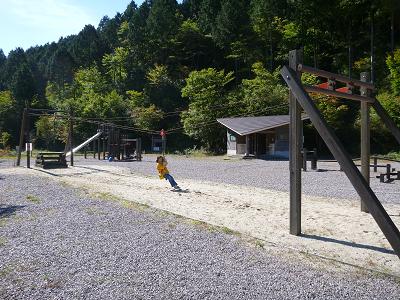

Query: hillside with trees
[0,0,399,155]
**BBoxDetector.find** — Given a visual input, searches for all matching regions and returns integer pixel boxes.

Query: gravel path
[1,173,399,299]
[76,155,400,204]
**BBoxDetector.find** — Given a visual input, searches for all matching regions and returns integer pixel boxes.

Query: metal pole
[360,72,370,213]
[17,108,27,166]
[162,135,166,156]
[289,49,303,236]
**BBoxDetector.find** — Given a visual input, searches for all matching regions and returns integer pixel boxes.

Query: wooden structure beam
[289,49,302,236]
[298,64,375,90]
[281,65,400,258]
[360,72,370,213]
[304,86,375,103]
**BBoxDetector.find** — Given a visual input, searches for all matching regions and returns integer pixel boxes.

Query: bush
[1,132,12,149]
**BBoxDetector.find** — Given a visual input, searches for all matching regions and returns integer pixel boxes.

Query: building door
[266,132,275,155]
[257,133,267,155]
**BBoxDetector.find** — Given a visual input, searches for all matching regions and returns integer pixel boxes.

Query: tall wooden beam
[26,107,31,169]
[281,65,400,258]
[360,72,370,213]
[289,49,303,236]
[16,108,27,166]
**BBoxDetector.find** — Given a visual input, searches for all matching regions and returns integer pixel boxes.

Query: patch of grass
[0,265,13,277]
[26,194,41,203]
[121,200,150,211]
[0,237,7,246]
[220,226,238,235]
[0,219,7,227]
[92,192,123,202]
[90,190,151,212]
[253,239,265,249]
[84,207,106,215]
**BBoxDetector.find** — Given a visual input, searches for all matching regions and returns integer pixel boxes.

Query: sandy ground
[2,164,400,276]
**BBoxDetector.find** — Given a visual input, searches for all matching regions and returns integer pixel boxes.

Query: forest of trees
[0,0,400,154]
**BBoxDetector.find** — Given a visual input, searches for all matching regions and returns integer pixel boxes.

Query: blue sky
[0,0,147,56]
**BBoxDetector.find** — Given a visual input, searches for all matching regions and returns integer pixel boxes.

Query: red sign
[160,129,166,137]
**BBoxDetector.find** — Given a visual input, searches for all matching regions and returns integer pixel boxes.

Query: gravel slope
[1,173,399,299]
[77,155,400,204]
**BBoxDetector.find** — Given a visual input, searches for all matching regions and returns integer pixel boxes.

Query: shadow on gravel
[301,234,395,255]
[0,205,26,219]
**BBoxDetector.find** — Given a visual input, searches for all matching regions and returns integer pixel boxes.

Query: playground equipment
[281,49,400,258]
[35,152,67,169]
[65,131,102,157]
[17,108,143,169]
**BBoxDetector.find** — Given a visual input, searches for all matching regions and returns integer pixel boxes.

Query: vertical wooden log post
[360,72,370,213]
[289,49,303,235]
[93,140,96,158]
[69,110,74,166]
[373,156,378,172]
[17,108,27,166]
[137,138,142,161]
[97,136,101,160]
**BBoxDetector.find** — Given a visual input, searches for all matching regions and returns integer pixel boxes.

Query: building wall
[225,125,290,158]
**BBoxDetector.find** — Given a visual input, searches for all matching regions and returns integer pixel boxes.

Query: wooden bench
[35,152,68,169]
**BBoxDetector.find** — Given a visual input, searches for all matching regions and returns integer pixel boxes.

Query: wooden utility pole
[289,49,303,236]
[17,108,27,166]
[26,106,31,169]
[360,72,370,213]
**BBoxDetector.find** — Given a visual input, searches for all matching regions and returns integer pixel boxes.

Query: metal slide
[66,131,102,157]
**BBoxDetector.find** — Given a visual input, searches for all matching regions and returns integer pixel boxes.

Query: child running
[156,156,180,190]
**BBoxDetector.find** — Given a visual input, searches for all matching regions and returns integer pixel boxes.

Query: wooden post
[302,148,307,171]
[311,148,318,170]
[360,72,370,213]
[137,138,142,161]
[17,108,27,166]
[69,110,74,166]
[373,156,378,172]
[387,164,391,181]
[93,140,96,158]
[97,137,101,160]
[289,49,302,236]
[26,107,31,169]
[84,146,87,159]
[102,137,105,160]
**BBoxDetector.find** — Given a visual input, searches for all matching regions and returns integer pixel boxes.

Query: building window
[229,134,236,142]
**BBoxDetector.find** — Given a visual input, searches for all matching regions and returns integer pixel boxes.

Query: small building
[217,115,309,159]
